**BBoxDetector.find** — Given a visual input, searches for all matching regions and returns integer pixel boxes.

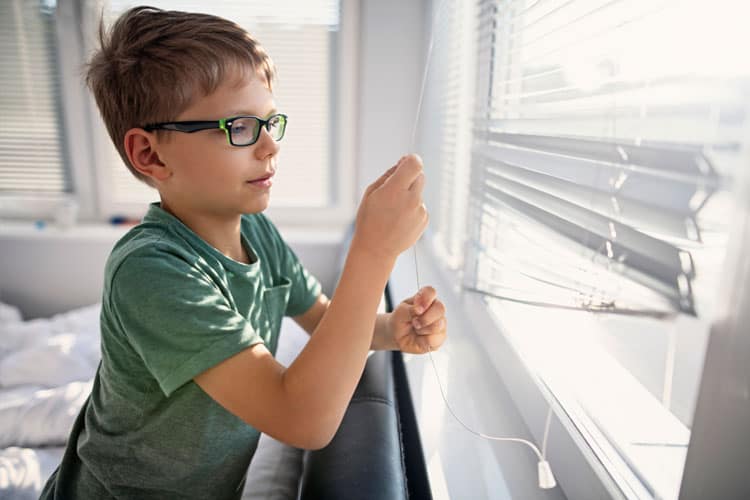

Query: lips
[247,171,274,188]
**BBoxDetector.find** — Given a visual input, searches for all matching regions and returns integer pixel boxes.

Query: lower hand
[387,286,447,354]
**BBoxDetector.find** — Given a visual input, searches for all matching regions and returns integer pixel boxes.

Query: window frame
[678,131,750,497]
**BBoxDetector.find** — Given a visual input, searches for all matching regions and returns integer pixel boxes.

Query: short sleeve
[260,216,322,317]
[109,244,264,397]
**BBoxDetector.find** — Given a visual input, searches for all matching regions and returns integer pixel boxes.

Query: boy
[41,6,447,500]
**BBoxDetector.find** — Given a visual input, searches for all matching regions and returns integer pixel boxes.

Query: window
[419,0,750,498]
[0,0,70,218]
[416,0,476,271]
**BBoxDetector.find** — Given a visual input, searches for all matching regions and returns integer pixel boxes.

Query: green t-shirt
[40,203,322,500]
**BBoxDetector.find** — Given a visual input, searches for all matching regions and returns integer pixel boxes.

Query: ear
[123,128,171,182]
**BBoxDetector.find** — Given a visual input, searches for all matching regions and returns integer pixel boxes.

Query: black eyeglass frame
[142,113,288,147]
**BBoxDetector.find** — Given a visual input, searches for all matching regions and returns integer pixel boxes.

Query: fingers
[413,317,446,337]
[394,286,448,354]
[409,171,425,193]
[418,325,447,353]
[412,302,446,333]
[411,286,437,316]
[364,164,398,197]
[386,154,424,190]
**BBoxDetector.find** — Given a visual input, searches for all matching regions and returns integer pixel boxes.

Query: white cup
[55,199,79,229]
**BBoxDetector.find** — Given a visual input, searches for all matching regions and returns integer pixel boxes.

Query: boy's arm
[292,293,329,336]
[294,290,445,353]
[294,296,395,350]
[194,156,430,450]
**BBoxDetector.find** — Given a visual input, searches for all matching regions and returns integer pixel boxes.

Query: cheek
[169,137,240,181]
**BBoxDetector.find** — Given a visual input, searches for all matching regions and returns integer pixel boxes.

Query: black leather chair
[298,350,409,499]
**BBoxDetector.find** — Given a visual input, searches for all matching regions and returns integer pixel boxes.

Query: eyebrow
[227,108,278,119]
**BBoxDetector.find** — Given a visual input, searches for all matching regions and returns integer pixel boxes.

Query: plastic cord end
[538,460,556,489]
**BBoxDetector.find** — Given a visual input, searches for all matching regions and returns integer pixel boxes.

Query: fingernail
[412,318,421,329]
[414,306,424,315]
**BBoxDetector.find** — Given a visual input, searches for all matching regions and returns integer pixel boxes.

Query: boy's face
[156,71,280,217]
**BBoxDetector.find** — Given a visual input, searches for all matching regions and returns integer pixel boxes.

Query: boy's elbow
[283,414,341,450]
[280,429,333,451]
[276,376,346,449]
[302,433,334,451]
[294,422,339,450]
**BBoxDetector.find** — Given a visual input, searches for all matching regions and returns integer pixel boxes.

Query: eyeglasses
[143,114,288,147]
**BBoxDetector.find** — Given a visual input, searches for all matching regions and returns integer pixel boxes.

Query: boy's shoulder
[104,220,191,281]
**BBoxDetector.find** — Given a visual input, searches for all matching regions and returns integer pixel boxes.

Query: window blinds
[419,0,476,270]
[102,0,340,210]
[464,0,743,317]
[0,0,68,196]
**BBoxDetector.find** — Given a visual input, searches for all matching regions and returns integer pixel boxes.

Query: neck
[159,199,250,264]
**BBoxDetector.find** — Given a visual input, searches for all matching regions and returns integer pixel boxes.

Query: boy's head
[86,6,283,216]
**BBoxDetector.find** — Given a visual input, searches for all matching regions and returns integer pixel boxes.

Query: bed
[0,301,307,500]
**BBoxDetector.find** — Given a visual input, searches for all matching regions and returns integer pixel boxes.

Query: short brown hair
[85,6,276,185]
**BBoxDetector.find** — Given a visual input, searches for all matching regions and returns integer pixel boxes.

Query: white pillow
[0,380,92,448]
[242,318,309,499]
[0,333,99,388]
[242,435,304,500]
[0,303,100,358]
[0,302,22,325]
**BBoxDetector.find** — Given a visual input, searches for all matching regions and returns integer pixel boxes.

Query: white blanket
[0,381,92,449]
[0,446,63,500]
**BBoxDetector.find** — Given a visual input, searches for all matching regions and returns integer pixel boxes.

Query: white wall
[0,223,341,319]
[356,0,427,195]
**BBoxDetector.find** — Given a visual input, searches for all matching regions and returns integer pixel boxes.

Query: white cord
[409,7,437,152]
[426,346,543,460]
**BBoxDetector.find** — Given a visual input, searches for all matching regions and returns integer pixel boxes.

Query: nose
[253,127,280,160]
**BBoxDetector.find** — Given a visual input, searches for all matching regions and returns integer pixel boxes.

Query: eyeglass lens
[229,115,285,145]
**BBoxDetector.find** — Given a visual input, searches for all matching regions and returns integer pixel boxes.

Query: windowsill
[0,217,347,242]
[0,219,132,241]
[489,299,691,499]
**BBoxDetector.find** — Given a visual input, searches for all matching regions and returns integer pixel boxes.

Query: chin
[241,195,270,215]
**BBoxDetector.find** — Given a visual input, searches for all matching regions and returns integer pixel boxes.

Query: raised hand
[352,154,429,263]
